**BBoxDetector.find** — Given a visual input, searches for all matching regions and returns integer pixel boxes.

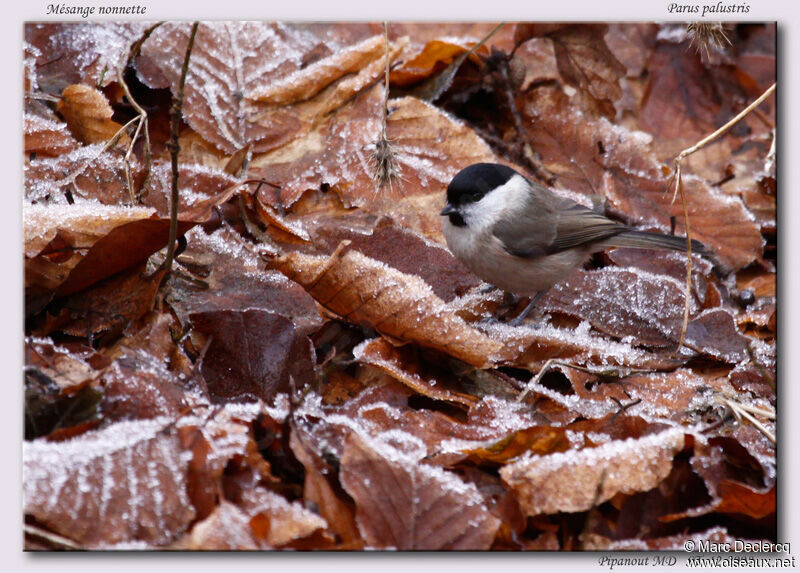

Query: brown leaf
[500,428,684,515]
[289,431,364,548]
[354,337,479,408]
[99,348,188,422]
[550,25,625,117]
[714,480,775,519]
[24,419,195,547]
[57,84,128,145]
[25,22,149,90]
[389,38,487,88]
[340,432,500,549]
[24,113,79,157]
[24,182,239,299]
[238,487,327,547]
[273,242,505,368]
[37,264,165,339]
[189,309,315,403]
[168,226,322,334]
[462,425,571,464]
[311,216,481,302]
[139,24,400,155]
[172,501,258,550]
[638,38,766,158]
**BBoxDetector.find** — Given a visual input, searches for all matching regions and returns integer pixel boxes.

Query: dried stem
[161,21,199,278]
[117,22,163,204]
[667,82,776,350]
[24,524,81,550]
[720,396,775,444]
[516,359,649,403]
[371,22,398,189]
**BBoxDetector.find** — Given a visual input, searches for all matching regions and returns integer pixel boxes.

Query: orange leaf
[57,84,128,145]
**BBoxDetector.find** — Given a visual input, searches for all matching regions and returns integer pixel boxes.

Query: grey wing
[549,200,629,253]
[493,187,628,258]
[491,182,561,258]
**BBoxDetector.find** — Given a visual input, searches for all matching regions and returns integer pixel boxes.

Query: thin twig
[161,21,199,278]
[24,524,81,550]
[673,83,775,170]
[721,397,775,444]
[666,82,776,350]
[516,359,650,403]
[674,169,692,349]
[115,22,163,204]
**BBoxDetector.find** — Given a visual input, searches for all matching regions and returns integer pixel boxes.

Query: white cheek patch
[462,174,530,233]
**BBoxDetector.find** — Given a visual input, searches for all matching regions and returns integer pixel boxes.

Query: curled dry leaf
[273,242,505,368]
[389,38,487,88]
[170,226,322,333]
[353,337,479,408]
[57,84,128,145]
[24,417,195,547]
[138,23,400,155]
[289,430,364,549]
[239,487,328,548]
[500,428,685,515]
[172,501,258,550]
[24,203,156,292]
[311,216,481,302]
[25,182,238,298]
[340,431,500,550]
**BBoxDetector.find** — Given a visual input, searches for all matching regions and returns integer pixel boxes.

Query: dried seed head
[687,22,731,60]
[370,132,399,190]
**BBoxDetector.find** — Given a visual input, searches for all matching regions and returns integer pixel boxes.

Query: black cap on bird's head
[441,163,520,217]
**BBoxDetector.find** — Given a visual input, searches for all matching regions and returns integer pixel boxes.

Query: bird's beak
[440,203,456,216]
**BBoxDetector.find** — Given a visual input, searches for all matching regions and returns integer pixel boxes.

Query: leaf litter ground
[23,21,775,550]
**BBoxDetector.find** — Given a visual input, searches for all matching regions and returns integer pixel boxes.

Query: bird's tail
[603,230,730,277]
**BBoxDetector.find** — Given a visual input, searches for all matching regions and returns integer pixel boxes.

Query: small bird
[440,163,716,325]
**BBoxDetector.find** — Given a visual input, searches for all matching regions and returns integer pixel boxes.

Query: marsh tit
[440,163,715,325]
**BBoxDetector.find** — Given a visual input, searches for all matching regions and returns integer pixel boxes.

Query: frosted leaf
[24,112,79,157]
[340,431,500,549]
[274,244,505,368]
[24,202,155,259]
[25,22,151,89]
[172,501,258,550]
[24,417,195,547]
[239,487,327,547]
[139,22,337,154]
[353,338,479,408]
[250,89,496,239]
[500,428,685,515]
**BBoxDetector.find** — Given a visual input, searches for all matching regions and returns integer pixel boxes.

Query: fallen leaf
[24,113,79,157]
[24,417,195,547]
[353,337,479,408]
[189,309,315,403]
[515,24,625,118]
[500,428,684,515]
[340,431,500,549]
[172,501,258,550]
[273,241,505,368]
[57,84,128,145]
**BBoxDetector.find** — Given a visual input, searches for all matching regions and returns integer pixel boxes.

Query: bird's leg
[509,291,544,326]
